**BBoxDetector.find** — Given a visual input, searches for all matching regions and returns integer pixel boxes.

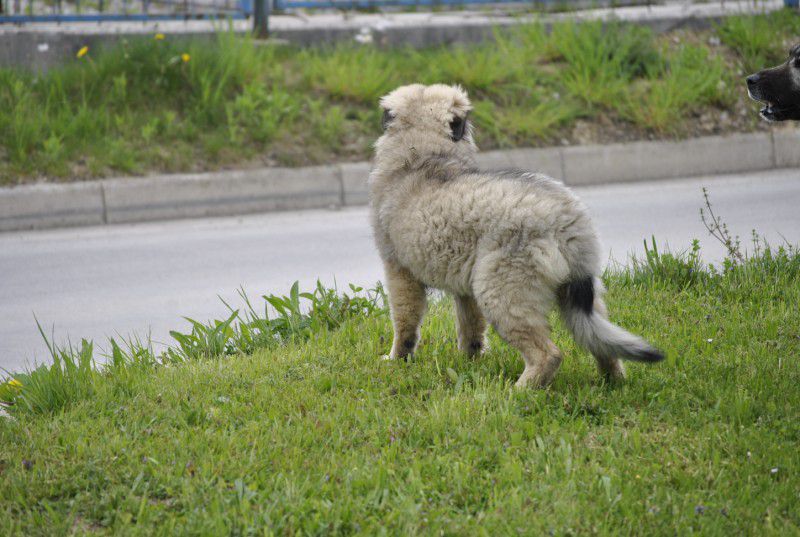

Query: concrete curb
[0,130,796,232]
[102,166,342,224]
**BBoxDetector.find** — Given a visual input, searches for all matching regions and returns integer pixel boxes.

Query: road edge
[1,130,797,232]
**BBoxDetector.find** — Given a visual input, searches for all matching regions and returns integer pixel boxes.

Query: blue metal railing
[0,0,565,24]
[0,0,251,23]
[274,0,542,7]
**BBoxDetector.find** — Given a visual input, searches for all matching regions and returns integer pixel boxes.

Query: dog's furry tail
[558,276,665,363]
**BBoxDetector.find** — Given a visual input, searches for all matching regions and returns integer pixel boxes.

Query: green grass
[717,10,800,73]
[1,237,799,534]
[548,20,660,110]
[621,44,732,134]
[3,11,798,185]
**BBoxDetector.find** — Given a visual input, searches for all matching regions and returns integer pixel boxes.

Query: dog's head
[374,84,477,167]
[746,44,800,122]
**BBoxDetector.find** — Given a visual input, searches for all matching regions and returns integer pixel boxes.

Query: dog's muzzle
[745,73,777,120]
[746,73,762,100]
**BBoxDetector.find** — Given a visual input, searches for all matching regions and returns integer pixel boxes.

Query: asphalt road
[1,168,798,374]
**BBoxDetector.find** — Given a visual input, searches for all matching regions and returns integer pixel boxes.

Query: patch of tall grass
[1,282,386,417]
[1,15,769,184]
[717,9,800,73]
[620,44,728,133]
[0,33,281,181]
[2,324,98,416]
[300,45,403,103]
[549,21,661,109]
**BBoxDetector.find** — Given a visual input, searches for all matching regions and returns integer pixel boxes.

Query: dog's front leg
[454,295,486,356]
[384,261,427,360]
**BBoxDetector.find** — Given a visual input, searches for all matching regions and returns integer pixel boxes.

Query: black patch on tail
[634,348,666,362]
[560,276,594,315]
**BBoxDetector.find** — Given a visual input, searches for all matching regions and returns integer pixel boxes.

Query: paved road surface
[2,169,798,374]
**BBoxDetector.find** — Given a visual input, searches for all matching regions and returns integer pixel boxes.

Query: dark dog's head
[746,44,800,122]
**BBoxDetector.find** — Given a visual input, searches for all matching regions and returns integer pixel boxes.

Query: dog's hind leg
[473,258,562,387]
[494,314,562,388]
[384,261,428,360]
[454,295,487,356]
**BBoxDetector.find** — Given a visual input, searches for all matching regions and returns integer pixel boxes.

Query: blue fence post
[786,0,799,8]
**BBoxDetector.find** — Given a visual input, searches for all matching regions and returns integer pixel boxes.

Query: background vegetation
[1,10,798,185]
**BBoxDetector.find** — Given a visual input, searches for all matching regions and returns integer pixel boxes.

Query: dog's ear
[790,44,800,67]
[450,114,468,142]
[381,109,394,131]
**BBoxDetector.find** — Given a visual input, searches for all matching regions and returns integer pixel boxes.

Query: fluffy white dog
[369,84,664,387]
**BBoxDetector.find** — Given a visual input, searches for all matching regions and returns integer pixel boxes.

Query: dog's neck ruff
[411,153,478,182]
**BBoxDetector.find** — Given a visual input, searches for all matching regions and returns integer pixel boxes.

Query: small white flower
[354,28,373,45]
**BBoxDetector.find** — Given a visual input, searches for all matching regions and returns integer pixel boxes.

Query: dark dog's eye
[450,116,467,142]
[381,110,394,131]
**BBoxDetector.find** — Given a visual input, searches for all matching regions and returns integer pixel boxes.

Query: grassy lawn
[2,11,799,185]
[1,238,799,534]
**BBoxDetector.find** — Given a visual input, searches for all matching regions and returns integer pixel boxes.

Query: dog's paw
[598,360,626,385]
[459,338,489,357]
[382,353,413,362]
[514,369,551,389]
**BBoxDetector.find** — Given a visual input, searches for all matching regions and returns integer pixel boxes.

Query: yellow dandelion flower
[76,46,89,58]
[7,379,22,389]
[181,53,190,63]
[154,33,165,40]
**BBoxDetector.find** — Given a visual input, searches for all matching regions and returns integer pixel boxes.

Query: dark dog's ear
[381,109,394,131]
[450,115,467,142]
[790,44,800,67]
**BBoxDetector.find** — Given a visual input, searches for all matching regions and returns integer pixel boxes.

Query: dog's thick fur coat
[369,84,664,387]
